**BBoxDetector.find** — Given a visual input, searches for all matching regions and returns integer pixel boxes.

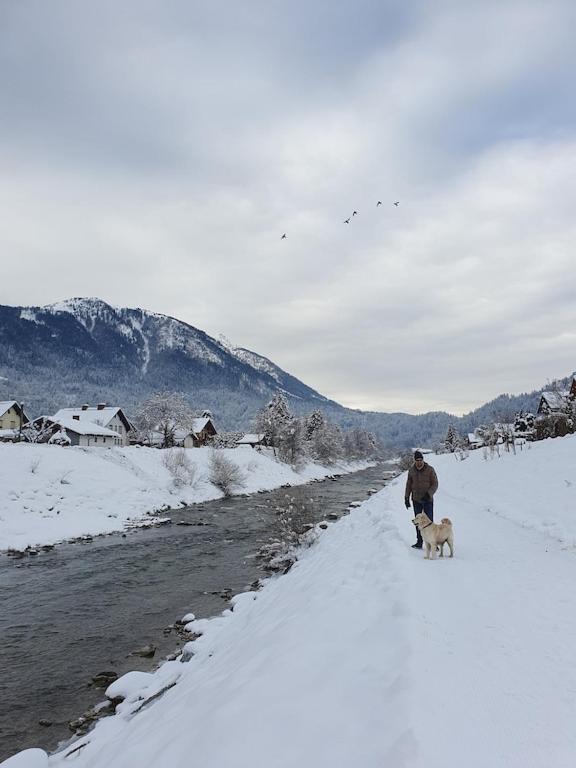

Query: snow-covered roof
[52,406,129,429]
[51,417,119,437]
[539,391,568,411]
[238,433,265,444]
[0,401,17,416]
[192,417,211,433]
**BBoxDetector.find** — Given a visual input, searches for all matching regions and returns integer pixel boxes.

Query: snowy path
[6,443,576,768]
[402,488,576,768]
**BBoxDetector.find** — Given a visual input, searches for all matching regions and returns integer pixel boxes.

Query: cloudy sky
[1,0,575,414]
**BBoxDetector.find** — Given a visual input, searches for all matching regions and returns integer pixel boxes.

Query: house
[32,415,122,447]
[51,404,133,446]
[466,432,484,450]
[537,390,570,415]
[237,433,266,448]
[0,401,30,441]
[182,416,218,448]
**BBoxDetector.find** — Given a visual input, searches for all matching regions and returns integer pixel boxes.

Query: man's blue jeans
[413,498,434,546]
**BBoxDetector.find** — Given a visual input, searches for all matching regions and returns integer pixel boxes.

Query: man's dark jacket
[404,462,438,503]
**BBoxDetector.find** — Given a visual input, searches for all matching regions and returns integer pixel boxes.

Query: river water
[0,463,395,761]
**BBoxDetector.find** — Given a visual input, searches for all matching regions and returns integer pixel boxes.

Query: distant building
[0,401,30,441]
[536,376,576,415]
[182,416,218,448]
[32,415,122,447]
[237,433,266,448]
[51,404,133,446]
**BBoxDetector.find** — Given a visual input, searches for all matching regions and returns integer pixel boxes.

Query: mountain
[0,297,553,449]
[0,297,336,426]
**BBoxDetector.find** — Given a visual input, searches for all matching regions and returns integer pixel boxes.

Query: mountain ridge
[0,297,550,448]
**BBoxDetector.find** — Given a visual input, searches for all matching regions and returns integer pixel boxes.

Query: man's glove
[404,498,411,509]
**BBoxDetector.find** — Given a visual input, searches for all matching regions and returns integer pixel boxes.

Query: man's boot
[411,530,423,549]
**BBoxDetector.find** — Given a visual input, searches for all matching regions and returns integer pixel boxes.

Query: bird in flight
[343,217,351,224]
[281,233,287,239]
[352,211,358,216]
[393,201,400,207]
[376,201,382,206]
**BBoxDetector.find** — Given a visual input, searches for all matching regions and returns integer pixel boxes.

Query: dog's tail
[441,517,452,526]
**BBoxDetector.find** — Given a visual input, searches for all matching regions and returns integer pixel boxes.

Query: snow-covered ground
[4,435,576,767]
[0,443,371,552]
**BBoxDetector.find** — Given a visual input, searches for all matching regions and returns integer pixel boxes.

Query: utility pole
[19,402,24,443]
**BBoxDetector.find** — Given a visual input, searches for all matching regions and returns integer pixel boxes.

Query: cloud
[1,0,575,414]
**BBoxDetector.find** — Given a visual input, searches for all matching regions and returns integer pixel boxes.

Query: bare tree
[135,391,195,448]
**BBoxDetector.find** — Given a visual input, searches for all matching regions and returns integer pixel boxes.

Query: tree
[277,417,307,467]
[254,393,292,451]
[514,410,535,436]
[310,422,343,464]
[21,419,54,444]
[444,424,460,453]
[135,391,195,448]
[304,410,326,441]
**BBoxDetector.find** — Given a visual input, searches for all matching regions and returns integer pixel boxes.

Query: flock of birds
[280,200,400,239]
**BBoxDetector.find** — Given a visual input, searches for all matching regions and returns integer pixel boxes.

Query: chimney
[81,404,89,410]
[97,403,106,410]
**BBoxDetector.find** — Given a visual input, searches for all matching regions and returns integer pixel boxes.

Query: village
[2,374,574,455]
[0,401,259,450]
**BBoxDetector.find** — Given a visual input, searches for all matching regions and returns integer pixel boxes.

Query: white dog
[412,512,454,559]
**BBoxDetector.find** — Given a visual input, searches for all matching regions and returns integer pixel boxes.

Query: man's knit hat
[414,450,424,460]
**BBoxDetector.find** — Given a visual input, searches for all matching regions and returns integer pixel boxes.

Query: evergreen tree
[444,424,460,453]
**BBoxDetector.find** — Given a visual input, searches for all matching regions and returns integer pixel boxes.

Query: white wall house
[51,404,133,446]
[41,416,122,447]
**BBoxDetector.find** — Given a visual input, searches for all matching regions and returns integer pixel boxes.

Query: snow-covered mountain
[0,297,546,446]
[0,297,335,425]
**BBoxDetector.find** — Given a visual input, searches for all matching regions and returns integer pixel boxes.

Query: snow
[4,435,576,767]
[0,444,370,551]
[48,418,119,437]
[51,407,123,429]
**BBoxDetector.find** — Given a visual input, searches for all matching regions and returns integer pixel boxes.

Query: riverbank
[5,435,576,768]
[0,443,372,551]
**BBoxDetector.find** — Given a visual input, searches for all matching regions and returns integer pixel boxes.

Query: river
[0,463,395,761]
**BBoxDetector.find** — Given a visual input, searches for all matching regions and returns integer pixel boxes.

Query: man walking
[405,450,438,549]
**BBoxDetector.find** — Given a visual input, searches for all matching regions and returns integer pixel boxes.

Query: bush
[208,450,246,497]
[397,452,414,472]
[162,449,198,488]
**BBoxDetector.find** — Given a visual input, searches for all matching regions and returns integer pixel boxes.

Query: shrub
[208,450,246,497]
[162,449,198,488]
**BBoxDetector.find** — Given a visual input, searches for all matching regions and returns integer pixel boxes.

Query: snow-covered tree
[135,391,195,448]
[310,421,343,464]
[211,431,244,448]
[21,420,54,444]
[304,409,326,441]
[277,417,307,467]
[254,393,292,450]
[444,424,460,453]
[514,410,535,436]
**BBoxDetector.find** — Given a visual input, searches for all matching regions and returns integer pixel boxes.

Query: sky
[1,0,576,415]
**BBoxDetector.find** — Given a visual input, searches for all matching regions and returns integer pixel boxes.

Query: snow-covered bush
[207,450,246,496]
[162,449,198,488]
[211,431,243,449]
[258,491,318,571]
